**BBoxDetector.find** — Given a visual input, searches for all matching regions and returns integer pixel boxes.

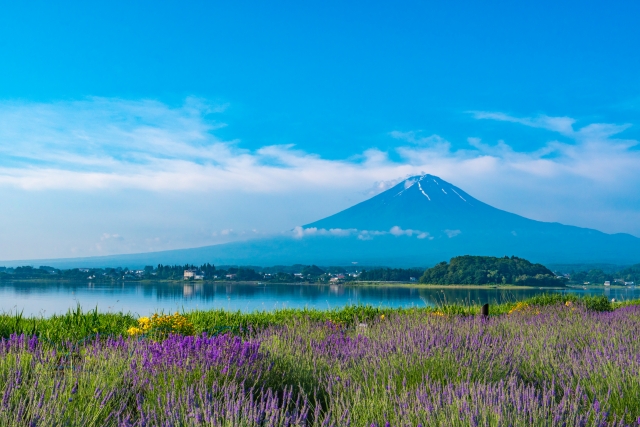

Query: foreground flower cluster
[1,304,640,426]
[127,312,195,338]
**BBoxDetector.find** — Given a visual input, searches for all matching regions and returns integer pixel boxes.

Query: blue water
[1,281,638,316]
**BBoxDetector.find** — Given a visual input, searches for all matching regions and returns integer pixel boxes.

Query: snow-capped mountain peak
[393,175,472,205]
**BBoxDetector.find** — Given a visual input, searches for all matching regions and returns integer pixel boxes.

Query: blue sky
[1,0,639,260]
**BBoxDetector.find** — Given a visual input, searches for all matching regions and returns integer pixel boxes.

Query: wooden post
[481,303,489,317]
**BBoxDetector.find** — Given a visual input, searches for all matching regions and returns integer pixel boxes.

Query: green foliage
[617,263,640,283]
[514,274,567,287]
[156,263,217,280]
[222,267,263,280]
[569,269,613,285]
[517,293,575,306]
[358,267,424,281]
[582,295,613,312]
[2,261,638,286]
[301,264,325,276]
[0,304,137,342]
[420,255,565,286]
[558,263,640,285]
[186,305,391,334]
[0,295,626,343]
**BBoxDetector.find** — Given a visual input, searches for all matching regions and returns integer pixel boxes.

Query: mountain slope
[3,174,639,268]
[306,174,506,231]
[302,175,640,266]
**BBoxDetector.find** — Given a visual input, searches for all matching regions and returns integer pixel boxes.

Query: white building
[184,269,205,280]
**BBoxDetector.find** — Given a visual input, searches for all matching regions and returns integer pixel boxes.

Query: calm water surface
[2,281,639,316]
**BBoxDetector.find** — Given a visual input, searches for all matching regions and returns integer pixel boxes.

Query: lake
[1,281,639,316]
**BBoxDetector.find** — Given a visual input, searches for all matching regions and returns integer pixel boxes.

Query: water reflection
[1,280,639,316]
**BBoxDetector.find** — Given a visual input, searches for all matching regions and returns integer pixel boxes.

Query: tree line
[358,268,424,282]
[0,264,358,283]
[567,265,640,285]
[2,258,638,286]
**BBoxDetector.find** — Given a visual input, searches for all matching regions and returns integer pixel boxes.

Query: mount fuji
[6,174,640,268]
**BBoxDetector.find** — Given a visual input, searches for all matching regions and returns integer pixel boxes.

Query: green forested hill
[358,268,425,281]
[419,255,565,286]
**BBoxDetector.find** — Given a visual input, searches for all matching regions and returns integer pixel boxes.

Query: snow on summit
[394,175,471,206]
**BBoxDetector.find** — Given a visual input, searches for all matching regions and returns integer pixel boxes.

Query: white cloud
[444,229,461,238]
[390,131,451,152]
[0,98,416,193]
[357,230,387,240]
[1,99,637,199]
[291,226,434,240]
[389,226,421,237]
[471,110,636,146]
[292,226,359,239]
[388,226,435,240]
[471,111,578,136]
[100,233,123,241]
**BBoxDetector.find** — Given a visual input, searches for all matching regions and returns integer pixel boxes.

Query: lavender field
[1,301,640,426]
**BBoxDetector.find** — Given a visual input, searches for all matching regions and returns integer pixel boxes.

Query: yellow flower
[380,314,385,320]
[565,301,572,307]
[508,302,529,315]
[127,326,143,336]
[508,302,540,315]
[130,312,195,338]
[137,317,152,331]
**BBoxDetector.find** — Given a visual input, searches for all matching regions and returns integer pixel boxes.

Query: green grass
[2,295,638,343]
[0,304,137,343]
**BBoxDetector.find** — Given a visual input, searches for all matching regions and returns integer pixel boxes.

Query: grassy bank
[1,294,636,342]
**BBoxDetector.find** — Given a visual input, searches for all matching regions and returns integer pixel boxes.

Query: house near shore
[604,281,611,287]
[184,269,205,280]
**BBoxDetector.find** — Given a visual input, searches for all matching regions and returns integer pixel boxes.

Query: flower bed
[1,303,639,425]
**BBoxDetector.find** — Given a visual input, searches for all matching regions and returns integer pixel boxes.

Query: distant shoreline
[0,278,580,290]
